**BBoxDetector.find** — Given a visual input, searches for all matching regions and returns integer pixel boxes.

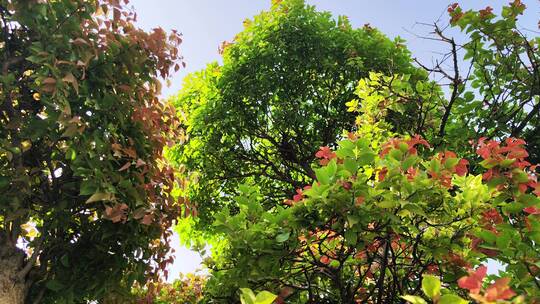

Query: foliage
[0,0,182,302]
[402,269,526,304]
[414,1,540,161]
[240,288,277,304]
[201,68,540,303]
[133,273,206,304]
[170,0,423,227]
[170,1,540,303]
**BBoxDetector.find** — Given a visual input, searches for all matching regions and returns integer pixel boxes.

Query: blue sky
[127,0,538,281]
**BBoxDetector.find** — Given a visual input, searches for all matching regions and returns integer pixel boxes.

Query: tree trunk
[0,234,26,304]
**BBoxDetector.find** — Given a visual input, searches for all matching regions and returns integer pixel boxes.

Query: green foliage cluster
[1,0,539,303]
[171,0,423,227]
[133,273,206,304]
[0,0,182,302]
[202,73,540,303]
[166,1,540,303]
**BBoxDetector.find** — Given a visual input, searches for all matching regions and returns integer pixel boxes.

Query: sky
[126,0,538,281]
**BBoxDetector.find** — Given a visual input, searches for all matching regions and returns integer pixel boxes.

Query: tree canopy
[1,0,539,303]
[171,0,424,226]
[184,2,540,303]
[204,72,540,303]
[0,0,182,302]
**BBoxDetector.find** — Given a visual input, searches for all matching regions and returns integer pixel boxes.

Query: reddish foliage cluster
[447,3,464,24]
[84,0,185,287]
[458,266,516,302]
[380,135,430,157]
[271,134,539,302]
[315,146,337,165]
[480,209,503,232]
[479,6,494,19]
[284,185,312,206]
[428,151,469,188]
[378,135,431,182]
[476,138,538,195]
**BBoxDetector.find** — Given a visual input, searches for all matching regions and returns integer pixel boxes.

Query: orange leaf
[62,72,79,94]
[141,213,154,225]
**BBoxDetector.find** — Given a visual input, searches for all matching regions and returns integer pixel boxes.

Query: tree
[0,0,182,302]
[195,3,540,302]
[171,0,423,226]
[203,72,540,303]
[412,1,540,162]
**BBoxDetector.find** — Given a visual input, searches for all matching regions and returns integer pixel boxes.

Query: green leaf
[46,279,65,292]
[357,151,376,166]
[338,139,355,150]
[60,254,69,267]
[444,157,459,169]
[496,231,511,249]
[415,81,424,93]
[476,229,496,244]
[254,291,277,304]
[422,275,441,299]
[0,176,9,188]
[439,294,468,304]
[402,155,418,170]
[389,149,403,161]
[479,159,497,169]
[512,170,529,183]
[79,181,97,195]
[315,167,330,185]
[344,158,358,174]
[378,200,398,209]
[401,295,427,304]
[403,203,427,217]
[276,231,290,243]
[326,159,337,177]
[240,288,256,304]
[65,148,77,161]
[344,229,357,245]
[240,288,276,304]
[85,192,113,204]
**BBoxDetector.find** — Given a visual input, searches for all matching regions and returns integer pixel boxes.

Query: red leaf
[455,159,469,176]
[104,203,129,223]
[315,146,336,161]
[458,265,487,294]
[141,213,154,225]
[523,206,540,215]
[378,167,388,181]
[320,255,330,265]
[293,189,304,202]
[485,278,516,301]
[406,134,430,150]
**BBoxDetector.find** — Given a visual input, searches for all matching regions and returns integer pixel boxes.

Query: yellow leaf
[21,223,38,238]
[86,192,113,204]
[21,140,32,152]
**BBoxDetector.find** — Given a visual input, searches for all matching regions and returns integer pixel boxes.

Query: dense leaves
[170,0,423,227]
[0,0,182,302]
[133,273,206,304]
[169,1,540,303]
[415,1,540,161]
[203,106,539,302]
